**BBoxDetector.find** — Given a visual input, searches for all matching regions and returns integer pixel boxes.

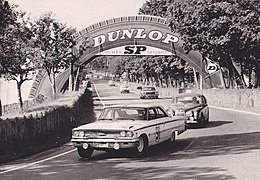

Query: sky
[8,0,147,30]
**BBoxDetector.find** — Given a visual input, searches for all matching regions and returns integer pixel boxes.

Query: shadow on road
[5,132,259,180]
[79,131,260,180]
[187,120,233,129]
[101,97,142,101]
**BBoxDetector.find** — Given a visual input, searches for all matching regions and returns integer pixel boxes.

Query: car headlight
[126,131,134,137]
[166,108,175,116]
[73,131,79,137]
[186,111,194,117]
[120,131,134,137]
[79,131,85,137]
[73,130,84,137]
[120,131,126,137]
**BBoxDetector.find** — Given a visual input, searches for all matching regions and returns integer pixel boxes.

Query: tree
[0,0,17,112]
[167,0,260,88]
[0,11,36,109]
[33,12,76,98]
[0,0,17,75]
[139,0,170,17]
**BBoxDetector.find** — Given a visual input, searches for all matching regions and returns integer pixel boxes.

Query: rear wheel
[199,115,206,127]
[77,147,94,158]
[169,131,177,142]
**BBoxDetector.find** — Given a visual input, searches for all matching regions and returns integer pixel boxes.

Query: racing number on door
[155,126,160,141]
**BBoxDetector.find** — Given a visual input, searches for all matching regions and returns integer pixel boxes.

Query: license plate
[94,143,108,148]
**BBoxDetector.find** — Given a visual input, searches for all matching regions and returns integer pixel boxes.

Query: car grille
[145,92,155,95]
[83,130,120,138]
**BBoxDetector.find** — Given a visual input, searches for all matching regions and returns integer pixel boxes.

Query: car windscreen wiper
[115,117,135,121]
[98,118,113,121]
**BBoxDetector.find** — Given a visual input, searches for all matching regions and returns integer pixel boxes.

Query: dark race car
[167,93,209,127]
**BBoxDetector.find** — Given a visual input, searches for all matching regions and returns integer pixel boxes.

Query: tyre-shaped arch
[29,15,222,98]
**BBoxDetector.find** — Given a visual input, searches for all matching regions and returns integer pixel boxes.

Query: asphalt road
[1,80,260,180]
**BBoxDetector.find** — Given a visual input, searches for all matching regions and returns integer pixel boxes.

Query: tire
[199,115,206,127]
[205,115,209,123]
[136,135,148,155]
[169,131,176,143]
[77,147,94,158]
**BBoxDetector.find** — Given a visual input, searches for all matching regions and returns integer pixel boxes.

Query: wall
[0,78,33,105]
[128,82,260,112]
[0,88,96,163]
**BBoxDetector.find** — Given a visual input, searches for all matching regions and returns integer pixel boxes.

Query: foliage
[0,0,17,66]
[0,6,37,109]
[99,55,194,88]
[0,0,17,30]
[166,0,260,88]
[137,0,260,88]
[32,12,76,97]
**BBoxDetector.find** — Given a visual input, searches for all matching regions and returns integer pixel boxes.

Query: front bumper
[120,89,130,93]
[186,120,198,124]
[71,138,139,149]
[141,94,158,98]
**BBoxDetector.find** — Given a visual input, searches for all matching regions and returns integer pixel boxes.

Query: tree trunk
[193,67,199,89]
[17,82,23,110]
[74,66,82,91]
[69,61,74,92]
[0,99,2,116]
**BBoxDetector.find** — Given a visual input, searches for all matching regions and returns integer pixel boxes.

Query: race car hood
[169,103,201,112]
[74,120,147,131]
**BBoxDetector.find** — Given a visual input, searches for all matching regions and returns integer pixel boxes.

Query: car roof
[173,93,203,98]
[104,104,162,109]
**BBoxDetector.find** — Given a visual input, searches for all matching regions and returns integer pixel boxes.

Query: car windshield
[99,107,148,121]
[172,95,200,105]
[143,87,155,91]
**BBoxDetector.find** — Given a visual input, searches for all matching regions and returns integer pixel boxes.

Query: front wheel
[77,147,94,158]
[136,135,148,155]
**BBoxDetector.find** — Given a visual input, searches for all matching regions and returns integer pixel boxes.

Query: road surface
[1,80,259,180]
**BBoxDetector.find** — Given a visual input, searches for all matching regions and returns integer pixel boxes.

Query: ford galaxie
[71,104,186,158]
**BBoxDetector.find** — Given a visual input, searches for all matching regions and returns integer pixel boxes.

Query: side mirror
[175,109,185,116]
[166,108,175,117]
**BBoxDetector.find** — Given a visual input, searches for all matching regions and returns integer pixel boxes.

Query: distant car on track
[120,84,130,93]
[167,93,209,127]
[138,86,159,99]
[108,80,115,86]
[71,104,186,158]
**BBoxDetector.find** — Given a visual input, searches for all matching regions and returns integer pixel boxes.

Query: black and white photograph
[0,0,259,179]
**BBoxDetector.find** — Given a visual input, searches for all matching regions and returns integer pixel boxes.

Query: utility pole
[68,46,78,92]
[200,58,204,90]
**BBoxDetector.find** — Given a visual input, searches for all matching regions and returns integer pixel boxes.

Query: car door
[147,108,165,145]
[154,107,175,142]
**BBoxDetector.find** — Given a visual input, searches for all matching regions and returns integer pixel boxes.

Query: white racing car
[71,104,186,158]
